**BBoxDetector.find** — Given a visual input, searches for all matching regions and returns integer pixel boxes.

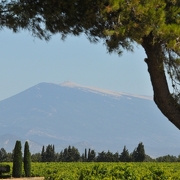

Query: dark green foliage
[41,144,56,162]
[59,146,80,162]
[3,141,180,162]
[0,165,10,179]
[131,142,145,162]
[0,148,7,162]
[81,153,85,162]
[85,148,87,160]
[24,141,31,177]
[0,165,10,174]
[144,155,155,162]
[12,140,22,177]
[88,149,96,162]
[119,146,130,162]
[41,145,46,162]
[0,151,13,162]
[113,152,119,162]
[45,144,55,162]
[156,155,178,162]
[96,151,119,162]
[96,151,106,162]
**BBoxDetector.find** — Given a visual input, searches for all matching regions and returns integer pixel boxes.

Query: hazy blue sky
[0,28,154,101]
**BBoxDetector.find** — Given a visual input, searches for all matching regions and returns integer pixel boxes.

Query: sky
[0,28,154,101]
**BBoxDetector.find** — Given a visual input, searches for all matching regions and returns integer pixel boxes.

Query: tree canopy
[1,0,180,129]
[12,141,22,178]
[24,141,31,177]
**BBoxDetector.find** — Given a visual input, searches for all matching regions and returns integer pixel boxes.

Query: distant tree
[87,148,91,161]
[31,153,41,162]
[85,149,87,160]
[0,148,7,162]
[24,141,31,177]
[53,145,55,153]
[96,151,106,162]
[131,149,137,162]
[45,144,55,162]
[66,146,79,161]
[113,152,119,162]
[81,153,85,162]
[156,155,177,162]
[41,146,46,162]
[6,152,13,162]
[12,141,22,177]
[131,142,145,162]
[119,146,130,162]
[144,154,155,162]
[60,146,80,162]
[106,151,114,162]
[177,155,180,162]
[58,151,64,162]
[67,146,72,162]
[62,148,68,161]
[71,146,80,162]
[97,151,119,162]
[40,144,57,162]
[88,149,96,162]
[136,142,146,162]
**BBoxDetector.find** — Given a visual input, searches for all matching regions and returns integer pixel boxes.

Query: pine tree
[96,151,106,162]
[131,149,138,162]
[61,146,80,162]
[119,146,130,162]
[0,148,7,162]
[45,145,55,162]
[41,146,46,162]
[63,148,68,162]
[24,141,31,177]
[59,151,63,162]
[136,142,146,162]
[12,141,22,177]
[81,153,85,162]
[88,149,96,162]
[85,149,87,160]
[71,146,80,162]
[113,152,119,162]
[131,142,145,162]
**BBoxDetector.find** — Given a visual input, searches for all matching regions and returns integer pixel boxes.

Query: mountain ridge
[60,81,153,100]
[0,82,180,157]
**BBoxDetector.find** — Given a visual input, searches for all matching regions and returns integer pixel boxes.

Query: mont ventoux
[0,81,180,158]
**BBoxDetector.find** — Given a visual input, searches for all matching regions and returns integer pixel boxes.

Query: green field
[3,162,180,180]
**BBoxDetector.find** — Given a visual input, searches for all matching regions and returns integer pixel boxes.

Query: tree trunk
[142,35,180,130]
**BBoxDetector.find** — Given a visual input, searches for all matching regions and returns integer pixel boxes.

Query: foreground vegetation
[2,162,180,180]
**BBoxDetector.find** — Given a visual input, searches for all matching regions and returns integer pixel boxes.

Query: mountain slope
[0,82,180,157]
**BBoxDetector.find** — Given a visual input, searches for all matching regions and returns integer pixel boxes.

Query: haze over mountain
[0,82,180,157]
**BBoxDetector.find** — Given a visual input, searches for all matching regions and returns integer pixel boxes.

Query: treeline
[25,142,147,162]
[1,142,180,162]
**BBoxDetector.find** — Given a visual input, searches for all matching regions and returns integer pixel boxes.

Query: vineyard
[2,162,180,180]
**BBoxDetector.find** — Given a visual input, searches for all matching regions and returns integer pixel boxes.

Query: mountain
[0,82,180,157]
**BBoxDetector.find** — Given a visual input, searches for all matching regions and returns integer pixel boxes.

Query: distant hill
[0,82,180,157]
